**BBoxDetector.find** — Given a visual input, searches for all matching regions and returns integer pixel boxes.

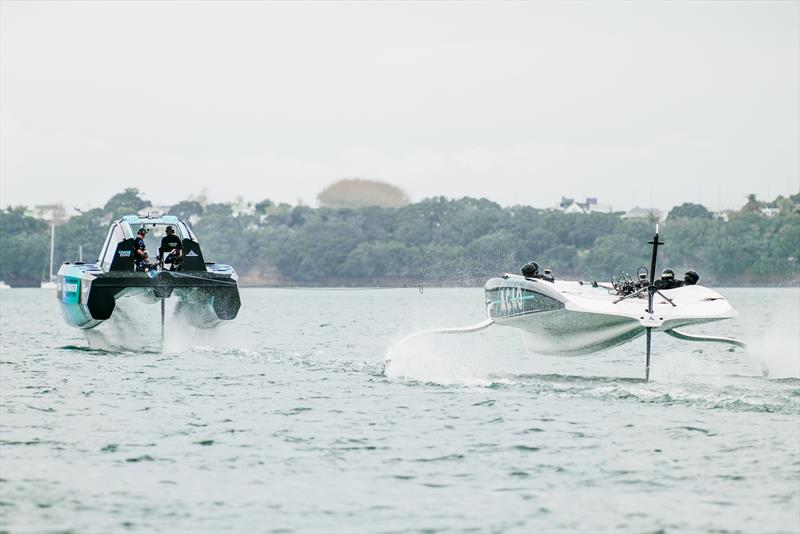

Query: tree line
[1,189,798,286]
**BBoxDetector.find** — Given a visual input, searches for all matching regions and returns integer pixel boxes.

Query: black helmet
[137,227,147,236]
[684,270,699,285]
[521,261,539,278]
[165,225,174,233]
[661,268,675,280]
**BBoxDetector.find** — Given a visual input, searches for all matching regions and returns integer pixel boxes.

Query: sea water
[1,287,798,533]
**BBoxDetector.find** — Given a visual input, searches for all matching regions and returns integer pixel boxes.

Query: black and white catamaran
[56,215,240,345]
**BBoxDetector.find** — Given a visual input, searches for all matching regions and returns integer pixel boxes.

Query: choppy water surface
[1,287,798,533]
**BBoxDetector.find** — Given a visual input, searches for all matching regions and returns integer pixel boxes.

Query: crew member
[134,228,149,272]
[521,261,539,278]
[654,268,683,290]
[636,272,648,289]
[159,225,183,271]
[684,270,700,286]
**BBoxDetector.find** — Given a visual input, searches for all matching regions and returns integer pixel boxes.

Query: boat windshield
[134,224,187,254]
[98,218,197,272]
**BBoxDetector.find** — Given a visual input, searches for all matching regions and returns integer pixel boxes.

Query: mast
[646,224,662,315]
[645,224,664,382]
[49,223,55,282]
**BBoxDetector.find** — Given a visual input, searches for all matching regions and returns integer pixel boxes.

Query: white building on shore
[622,207,665,222]
[558,197,613,214]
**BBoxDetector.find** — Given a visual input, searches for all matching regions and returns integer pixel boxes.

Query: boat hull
[494,308,643,355]
[57,264,240,330]
[485,274,737,355]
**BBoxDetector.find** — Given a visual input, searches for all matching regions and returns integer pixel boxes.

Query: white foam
[83,296,242,354]
[384,332,495,386]
[751,324,800,379]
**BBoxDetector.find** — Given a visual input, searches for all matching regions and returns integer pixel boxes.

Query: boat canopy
[119,215,197,241]
[97,215,200,271]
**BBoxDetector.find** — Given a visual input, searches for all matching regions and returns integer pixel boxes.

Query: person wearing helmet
[134,227,150,272]
[159,225,183,271]
[684,270,700,285]
[654,268,683,290]
[521,261,539,278]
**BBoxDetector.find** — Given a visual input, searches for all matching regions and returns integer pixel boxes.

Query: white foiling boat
[485,275,737,355]
[388,227,744,381]
[482,228,744,380]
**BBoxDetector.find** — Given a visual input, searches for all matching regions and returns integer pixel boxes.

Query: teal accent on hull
[60,301,98,328]
[62,276,80,304]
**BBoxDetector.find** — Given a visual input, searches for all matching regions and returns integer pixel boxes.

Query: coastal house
[137,205,173,218]
[562,201,586,214]
[760,207,781,218]
[622,207,665,221]
[26,203,70,224]
[558,197,613,214]
[712,210,731,222]
[231,200,256,217]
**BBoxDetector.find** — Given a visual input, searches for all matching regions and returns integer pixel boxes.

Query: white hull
[486,275,737,355]
[497,308,642,354]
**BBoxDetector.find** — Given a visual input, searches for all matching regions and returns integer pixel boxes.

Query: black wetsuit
[134,236,147,271]
[160,234,183,270]
[654,279,684,290]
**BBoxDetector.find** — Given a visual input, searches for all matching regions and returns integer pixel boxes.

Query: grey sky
[1,1,798,212]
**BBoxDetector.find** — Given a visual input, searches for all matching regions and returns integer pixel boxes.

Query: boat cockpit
[98,215,206,273]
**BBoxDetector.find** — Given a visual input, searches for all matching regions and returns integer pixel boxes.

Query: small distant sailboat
[40,223,57,289]
[0,280,11,290]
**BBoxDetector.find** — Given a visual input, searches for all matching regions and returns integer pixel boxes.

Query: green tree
[740,194,763,214]
[254,199,274,214]
[170,200,204,221]
[55,208,111,265]
[104,188,150,218]
[0,208,49,285]
[668,202,713,220]
[3,191,799,286]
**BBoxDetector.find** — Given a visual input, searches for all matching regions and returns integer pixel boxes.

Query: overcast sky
[1,1,798,212]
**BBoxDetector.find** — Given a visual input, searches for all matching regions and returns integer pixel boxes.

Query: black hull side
[58,270,240,328]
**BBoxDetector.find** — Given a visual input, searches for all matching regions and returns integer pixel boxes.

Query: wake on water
[383,320,797,386]
[381,324,799,419]
[82,296,237,353]
[74,290,798,387]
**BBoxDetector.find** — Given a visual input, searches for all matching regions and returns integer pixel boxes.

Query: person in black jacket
[654,268,683,290]
[683,270,700,285]
[134,228,150,271]
[159,225,183,271]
